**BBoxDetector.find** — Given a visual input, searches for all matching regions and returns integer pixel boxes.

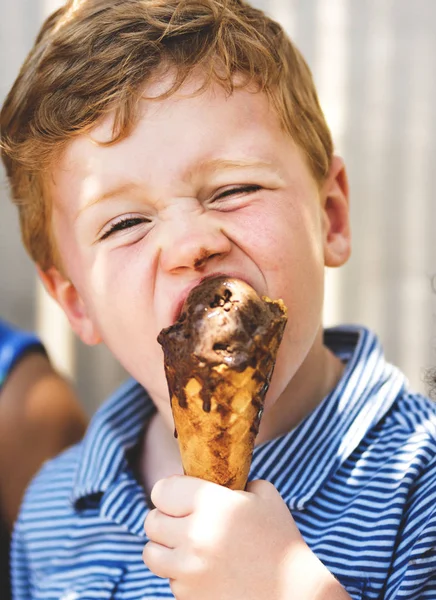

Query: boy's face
[44,74,350,422]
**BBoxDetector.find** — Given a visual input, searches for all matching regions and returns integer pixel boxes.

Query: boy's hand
[143,476,351,600]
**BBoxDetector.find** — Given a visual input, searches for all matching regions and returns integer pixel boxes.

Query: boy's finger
[142,541,175,580]
[151,475,225,516]
[246,479,280,501]
[151,475,205,517]
[144,508,187,548]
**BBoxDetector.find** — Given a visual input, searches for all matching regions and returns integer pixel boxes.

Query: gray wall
[1,0,436,414]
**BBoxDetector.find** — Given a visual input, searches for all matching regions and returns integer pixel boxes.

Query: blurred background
[1,0,436,415]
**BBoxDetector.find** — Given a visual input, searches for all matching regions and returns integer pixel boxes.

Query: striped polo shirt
[11,326,436,599]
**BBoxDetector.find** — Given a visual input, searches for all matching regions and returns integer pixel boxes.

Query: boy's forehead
[58,78,279,167]
[51,75,304,210]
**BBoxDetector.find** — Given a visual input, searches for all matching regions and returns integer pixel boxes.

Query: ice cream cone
[158,276,287,490]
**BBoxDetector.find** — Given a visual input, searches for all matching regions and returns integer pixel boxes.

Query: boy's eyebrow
[78,182,143,215]
[191,158,280,176]
[184,157,286,187]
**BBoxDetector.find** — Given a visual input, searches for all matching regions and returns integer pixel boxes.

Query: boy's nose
[159,217,232,273]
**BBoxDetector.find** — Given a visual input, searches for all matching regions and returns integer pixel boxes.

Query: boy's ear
[37,266,102,346]
[321,155,351,267]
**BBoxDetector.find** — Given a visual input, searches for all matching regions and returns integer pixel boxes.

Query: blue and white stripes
[11,326,436,599]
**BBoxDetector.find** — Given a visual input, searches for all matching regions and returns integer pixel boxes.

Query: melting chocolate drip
[158,276,287,412]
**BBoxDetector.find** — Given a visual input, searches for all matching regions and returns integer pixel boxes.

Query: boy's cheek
[101,319,168,394]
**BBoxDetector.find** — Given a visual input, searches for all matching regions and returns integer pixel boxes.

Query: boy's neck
[136,327,345,495]
[136,411,184,498]
[256,330,344,444]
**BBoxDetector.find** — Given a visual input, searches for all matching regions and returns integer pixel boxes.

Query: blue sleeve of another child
[0,319,45,389]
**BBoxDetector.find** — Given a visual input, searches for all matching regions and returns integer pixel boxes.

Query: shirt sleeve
[384,452,436,599]
[10,516,32,600]
[0,319,45,389]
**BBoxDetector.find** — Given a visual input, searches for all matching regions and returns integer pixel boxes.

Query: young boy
[1,0,436,598]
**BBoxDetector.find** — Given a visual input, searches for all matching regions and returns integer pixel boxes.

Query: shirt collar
[72,326,407,513]
[72,378,155,506]
[250,326,408,510]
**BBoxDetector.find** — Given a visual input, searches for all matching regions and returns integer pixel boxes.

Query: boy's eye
[212,184,262,202]
[99,216,149,241]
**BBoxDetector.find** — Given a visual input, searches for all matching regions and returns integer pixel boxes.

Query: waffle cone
[171,365,265,490]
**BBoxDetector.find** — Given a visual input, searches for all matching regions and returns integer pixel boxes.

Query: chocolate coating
[158,276,287,410]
